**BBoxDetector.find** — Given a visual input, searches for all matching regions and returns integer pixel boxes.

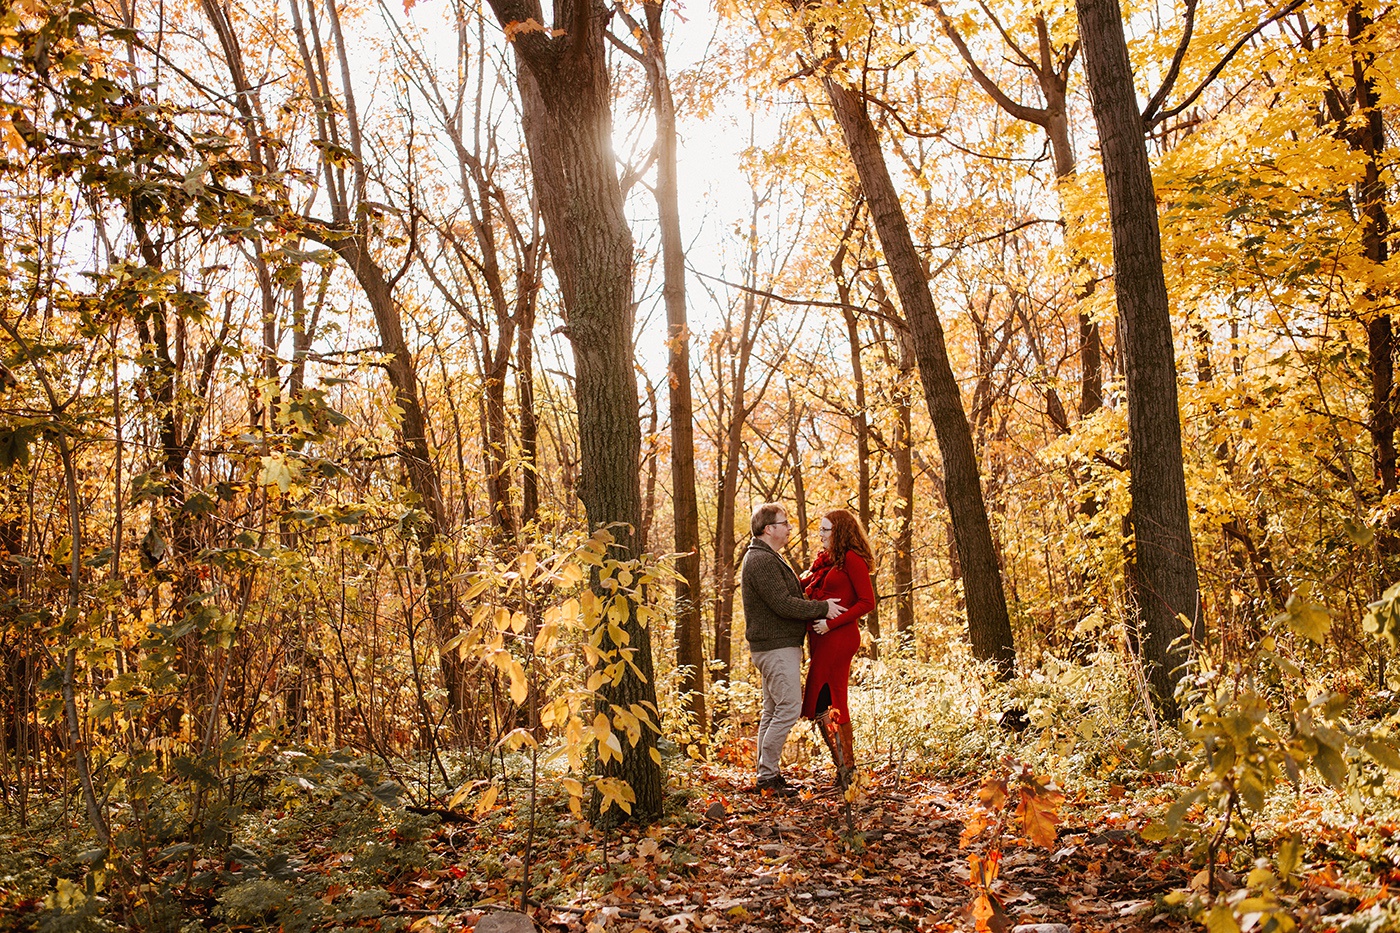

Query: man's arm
[745,553,831,621]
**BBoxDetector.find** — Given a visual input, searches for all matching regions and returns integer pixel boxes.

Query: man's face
[766,511,791,545]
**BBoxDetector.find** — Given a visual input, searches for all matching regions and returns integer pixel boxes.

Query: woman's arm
[827,552,876,628]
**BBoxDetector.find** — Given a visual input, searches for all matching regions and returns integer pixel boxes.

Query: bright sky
[394,0,793,384]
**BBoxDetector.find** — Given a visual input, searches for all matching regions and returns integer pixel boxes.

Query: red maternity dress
[800,551,875,724]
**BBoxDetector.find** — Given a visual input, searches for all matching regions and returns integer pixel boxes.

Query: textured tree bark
[1348,6,1394,497]
[489,0,661,821]
[824,79,1016,675]
[1075,0,1201,708]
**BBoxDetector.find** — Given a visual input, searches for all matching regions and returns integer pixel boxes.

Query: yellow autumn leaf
[508,660,528,705]
[474,784,499,817]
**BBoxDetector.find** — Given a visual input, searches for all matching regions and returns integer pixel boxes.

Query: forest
[1,0,1400,929]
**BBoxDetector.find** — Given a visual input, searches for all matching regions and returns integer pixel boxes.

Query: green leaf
[1363,738,1400,772]
[1313,741,1346,789]
[1342,517,1374,547]
[1276,593,1330,644]
[1140,821,1173,842]
[1165,787,1206,831]
[370,781,402,806]
[157,842,195,863]
[1363,585,1400,649]
[258,455,293,493]
[1277,831,1301,881]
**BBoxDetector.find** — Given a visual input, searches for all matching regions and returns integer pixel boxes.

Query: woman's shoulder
[841,551,871,575]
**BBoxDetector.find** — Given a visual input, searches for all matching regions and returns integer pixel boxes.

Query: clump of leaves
[442,527,671,823]
[1145,587,1400,932]
[959,761,1065,932]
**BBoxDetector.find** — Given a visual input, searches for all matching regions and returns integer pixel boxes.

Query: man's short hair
[751,502,786,537]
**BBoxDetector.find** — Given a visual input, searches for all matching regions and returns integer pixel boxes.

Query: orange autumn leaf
[968,851,1001,887]
[971,890,1013,933]
[978,775,1008,810]
[1016,776,1065,849]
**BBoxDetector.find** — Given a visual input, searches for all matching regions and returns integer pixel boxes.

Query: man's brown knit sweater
[741,538,829,652]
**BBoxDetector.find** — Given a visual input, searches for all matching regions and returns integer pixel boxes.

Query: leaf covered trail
[488,764,1197,932]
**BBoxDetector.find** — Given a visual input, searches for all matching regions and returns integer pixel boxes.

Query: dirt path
[519,765,1195,932]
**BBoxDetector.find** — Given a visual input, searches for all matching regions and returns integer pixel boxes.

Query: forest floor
[448,761,1202,933]
[2,756,1390,932]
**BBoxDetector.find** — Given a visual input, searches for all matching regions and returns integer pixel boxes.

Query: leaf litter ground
[439,761,1201,933]
[3,756,1386,930]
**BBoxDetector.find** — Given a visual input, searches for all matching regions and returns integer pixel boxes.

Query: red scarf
[803,550,837,598]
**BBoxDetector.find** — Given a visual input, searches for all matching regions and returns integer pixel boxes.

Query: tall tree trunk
[840,306,880,650]
[787,398,810,569]
[517,247,541,527]
[1348,6,1394,497]
[612,0,707,734]
[646,1,705,734]
[291,0,467,715]
[329,237,466,705]
[711,356,747,690]
[1075,0,1201,709]
[893,325,916,637]
[488,0,661,822]
[710,202,767,692]
[824,78,1016,675]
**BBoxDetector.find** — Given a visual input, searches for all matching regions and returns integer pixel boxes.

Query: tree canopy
[3,0,1400,929]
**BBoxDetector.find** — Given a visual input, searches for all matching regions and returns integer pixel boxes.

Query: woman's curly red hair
[823,509,873,569]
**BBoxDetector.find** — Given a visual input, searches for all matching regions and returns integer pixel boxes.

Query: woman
[800,509,875,787]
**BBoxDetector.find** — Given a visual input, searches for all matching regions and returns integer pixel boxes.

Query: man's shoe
[755,775,798,797]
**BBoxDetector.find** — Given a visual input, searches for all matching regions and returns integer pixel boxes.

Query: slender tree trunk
[517,249,541,527]
[824,78,1015,674]
[291,0,469,716]
[329,237,465,707]
[712,385,746,688]
[710,211,765,691]
[840,310,880,649]
[489,0,662,821]
[484,325,518,544]
[1075,0,1201,709]
[617,0,708,733]
[787,399,810,568]
[893,326,916,637]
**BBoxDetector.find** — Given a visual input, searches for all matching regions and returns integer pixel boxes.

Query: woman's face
[819,519,833,548]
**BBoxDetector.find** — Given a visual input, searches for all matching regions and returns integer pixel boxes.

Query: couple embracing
[741,502,876,796]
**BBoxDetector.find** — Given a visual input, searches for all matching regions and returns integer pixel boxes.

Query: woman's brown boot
[815,711,844,785]
[836,720,856,788]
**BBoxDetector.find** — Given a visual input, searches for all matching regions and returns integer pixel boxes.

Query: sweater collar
[747,538,780,556]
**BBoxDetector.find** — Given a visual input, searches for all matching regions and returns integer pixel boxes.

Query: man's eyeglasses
[768,520,790,527]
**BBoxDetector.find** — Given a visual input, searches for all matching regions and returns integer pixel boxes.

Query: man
[741,502,844,794]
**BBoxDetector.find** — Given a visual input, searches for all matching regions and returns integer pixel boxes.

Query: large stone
[476,910,538,933]
[1011,925,1072,933]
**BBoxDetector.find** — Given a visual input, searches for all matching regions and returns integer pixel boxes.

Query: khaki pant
[752,645,803,782]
